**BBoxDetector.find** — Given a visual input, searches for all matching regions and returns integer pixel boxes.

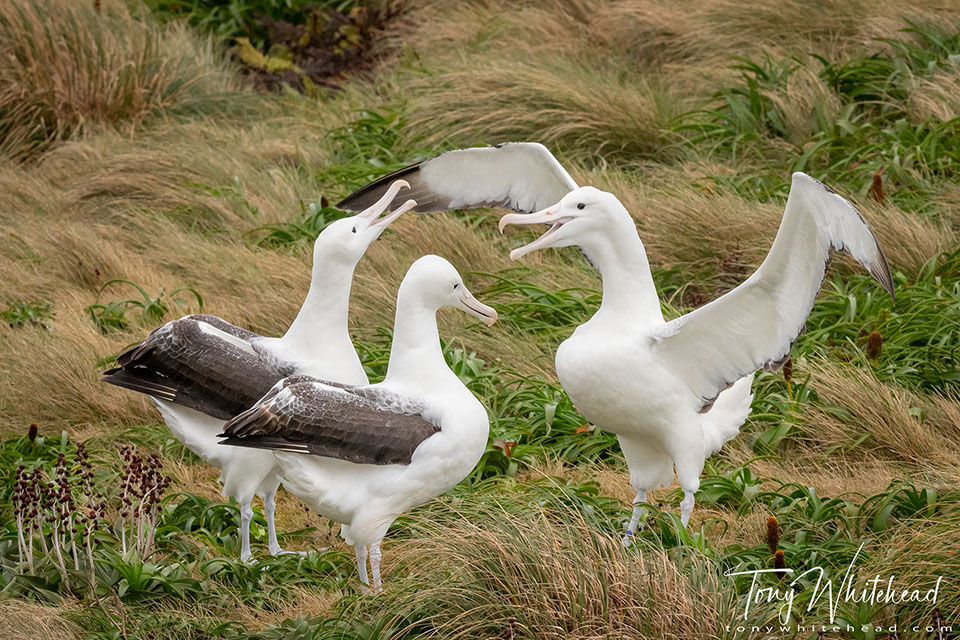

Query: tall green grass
[675,22,960,212]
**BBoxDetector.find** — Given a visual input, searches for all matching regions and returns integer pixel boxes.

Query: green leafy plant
[144,0,357,45]
[249,195,352,248]
[674,22,960,210]
[85,280,203,334]
[0,300,53,330]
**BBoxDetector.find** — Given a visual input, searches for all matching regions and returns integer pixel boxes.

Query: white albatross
[217,255,497,591]
[339,144,895,539]
[101,180,415,562]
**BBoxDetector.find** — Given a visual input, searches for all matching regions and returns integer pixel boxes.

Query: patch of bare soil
[233,5,399,92]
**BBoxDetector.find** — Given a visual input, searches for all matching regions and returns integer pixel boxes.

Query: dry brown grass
[345,500,755,639]
[403,59,684,164]
[856,198,957,274]
[0,599,80,640]
[386,0,960,167]
[393,0,695,163]
[691,0,957,60]
[798,361,960,472]
[0,0,238,161]
[232,586,347,631]
[909,67,960,122]
[861,518,960,632]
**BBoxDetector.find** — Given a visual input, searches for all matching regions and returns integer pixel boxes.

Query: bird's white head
[314,180,416,265]
[400,255,498,326]
[498,186,634,261]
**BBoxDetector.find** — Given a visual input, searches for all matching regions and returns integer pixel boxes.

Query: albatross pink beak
[358,179,410,219]
[371,198,417,230]
[497,203,567,261]
[458,289,498,326]
[498,203,560,233]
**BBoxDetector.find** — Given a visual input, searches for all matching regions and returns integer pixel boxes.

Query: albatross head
[497,186,633,261]
[315,180,416,264]
[400,255,498,326]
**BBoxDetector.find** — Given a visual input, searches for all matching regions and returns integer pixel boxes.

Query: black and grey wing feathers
[218,377,440,466]
[102,315,293,420]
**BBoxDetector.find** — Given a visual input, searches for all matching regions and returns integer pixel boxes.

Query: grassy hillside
[0,1,958,638]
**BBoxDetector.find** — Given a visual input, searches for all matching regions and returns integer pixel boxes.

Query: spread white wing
[337,142,577,213]
[653,172,894,412]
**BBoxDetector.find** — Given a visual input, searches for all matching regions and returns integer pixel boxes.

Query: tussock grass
[863,520,960,632]
[0,0,238,161]
[909,67,960,122]
[1,0,959,636]
[404,60,683,164]
[696,0,954,59]
[801,361,960,470]
[340,500,746,639]
[393,0,699,164]
[392,0,960,169]
[0,599,79,640]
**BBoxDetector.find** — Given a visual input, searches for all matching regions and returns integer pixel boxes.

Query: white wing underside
[653,172,894,411]
[419,143,578,212]
[337,142,578,214]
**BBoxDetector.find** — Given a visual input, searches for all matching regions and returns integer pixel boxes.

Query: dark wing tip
[867,232,895,304]
[221,401,276,439]
[100,368,177,401]
[218,436,310,456]
[872,251,896,305]
[336,162,423,212]
[114,341,147,368]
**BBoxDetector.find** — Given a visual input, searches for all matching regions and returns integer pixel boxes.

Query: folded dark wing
[101,315,293,420]
[218,377,440,466]
[337,142,578,214]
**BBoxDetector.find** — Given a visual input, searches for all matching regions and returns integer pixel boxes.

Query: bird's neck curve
[579,227,663,327]
[383,294,457,390]
[280,255,363,375]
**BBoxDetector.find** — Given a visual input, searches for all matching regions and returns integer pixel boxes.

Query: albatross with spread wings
[219,255,497,592]
[340,144,895,541]
[101,180,415,562]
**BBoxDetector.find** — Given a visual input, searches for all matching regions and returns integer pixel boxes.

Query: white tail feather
[700,373,754,456]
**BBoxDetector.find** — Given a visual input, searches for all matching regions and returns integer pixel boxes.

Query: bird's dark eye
[577,203,585,210]
[351,226,357,234]
[453,283,460,290]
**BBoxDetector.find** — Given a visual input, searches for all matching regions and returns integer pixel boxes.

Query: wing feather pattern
[218,376,440,466]
[101,315,294,420]
[654,172,894,412]
[337,143,578,214]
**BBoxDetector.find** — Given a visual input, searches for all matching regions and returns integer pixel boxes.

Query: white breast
[556,323,688,438]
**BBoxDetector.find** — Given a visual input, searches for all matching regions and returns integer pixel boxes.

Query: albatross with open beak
[101,180,416,562]
[499,176,894,536]
[218,255,497,592]
[338,145,894,538]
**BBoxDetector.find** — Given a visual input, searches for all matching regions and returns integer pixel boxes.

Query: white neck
[280,256,361,368]
[383,292,458,390]
[579,224,663,328]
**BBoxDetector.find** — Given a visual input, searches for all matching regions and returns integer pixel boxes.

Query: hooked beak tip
[372,198,417,230]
